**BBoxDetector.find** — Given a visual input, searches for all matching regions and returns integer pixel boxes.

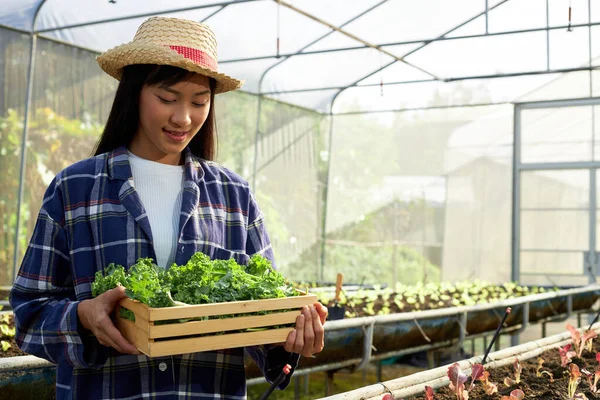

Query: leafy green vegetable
[92,252,298,311]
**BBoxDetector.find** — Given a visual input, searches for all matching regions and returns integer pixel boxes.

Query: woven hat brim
[97,42,244,94]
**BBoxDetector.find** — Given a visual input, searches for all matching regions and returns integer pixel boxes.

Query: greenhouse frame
[1,0,600,399]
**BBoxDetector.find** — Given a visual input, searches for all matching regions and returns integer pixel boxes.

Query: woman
[10,16,327,400]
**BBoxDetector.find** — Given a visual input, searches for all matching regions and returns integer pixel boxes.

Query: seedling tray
[115,292,317,357]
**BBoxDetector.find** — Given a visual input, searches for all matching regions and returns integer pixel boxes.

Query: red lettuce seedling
[478,370,498,395]
[567,363,589,399]
[469,364,484,390]
[582,330,598,354]
[536,358,554,382]
[567,324,583,356]
[424,386,434,400]
[447,362,469,400]
[559,344,577,367]
[504,359,522,387]
[581,369,600,394]
[500,389,525,400]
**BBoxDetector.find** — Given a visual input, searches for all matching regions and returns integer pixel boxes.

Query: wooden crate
[114,293,317,357]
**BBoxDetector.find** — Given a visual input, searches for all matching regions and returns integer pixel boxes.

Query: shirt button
[158,362,167,372]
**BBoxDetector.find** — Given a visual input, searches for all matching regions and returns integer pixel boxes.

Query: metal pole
[320,113,335,281]
[12,35,38,281]
[251,95,263,192]
[485,0,489,34]
[511,104,522,285]
[590,169,597,284]
[546,0,550,70]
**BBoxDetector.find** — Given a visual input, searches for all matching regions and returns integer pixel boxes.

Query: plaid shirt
[10,147,294,400]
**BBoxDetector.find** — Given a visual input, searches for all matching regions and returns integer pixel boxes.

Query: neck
[128,136,184,166]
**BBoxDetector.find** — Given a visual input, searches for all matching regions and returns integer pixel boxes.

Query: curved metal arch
[250,0,391,191]
[34,0,262,33]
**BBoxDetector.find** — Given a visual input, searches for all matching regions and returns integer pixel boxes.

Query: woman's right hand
[77,286,140,355]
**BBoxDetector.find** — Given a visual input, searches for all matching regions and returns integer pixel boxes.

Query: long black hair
[93,64,217,160]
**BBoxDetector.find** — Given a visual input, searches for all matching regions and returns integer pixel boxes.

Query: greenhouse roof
[1,0,599,113]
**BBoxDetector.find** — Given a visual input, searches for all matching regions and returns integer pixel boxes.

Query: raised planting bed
[266,284,600,373]
[0,311,53,400]
[319,322,600,400]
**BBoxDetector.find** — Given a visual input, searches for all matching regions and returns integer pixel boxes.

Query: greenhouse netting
[1,0,600,289]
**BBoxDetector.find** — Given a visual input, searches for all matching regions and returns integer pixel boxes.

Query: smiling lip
[163,128,189,142]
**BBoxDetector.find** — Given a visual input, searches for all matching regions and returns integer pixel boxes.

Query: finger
[99,319,140,354]
[293,311,306,354]
[311,306,325,354]
[107,286,128,303]
[315,302,328,325]
[284,330,297,353]
[302,306,315,357]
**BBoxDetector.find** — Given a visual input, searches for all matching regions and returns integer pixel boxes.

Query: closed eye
[157,96,175,103]
[192,102,208,108]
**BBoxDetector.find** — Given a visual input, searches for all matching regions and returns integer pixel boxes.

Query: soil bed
[409,336,600,399]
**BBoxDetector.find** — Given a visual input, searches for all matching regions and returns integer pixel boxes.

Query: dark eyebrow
[159,85,210,96]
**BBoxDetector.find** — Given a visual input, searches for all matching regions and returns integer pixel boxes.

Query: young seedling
[504,359,522,387]
[567,324,583,356]
[447,363,469,400]
[500,389,525,400]
[567,323,598,357]
[536,358,554,382]
[580,368,600,394]
[478,370,499,395]
[567,363,590,400]
[469,364,484,390]
[559,344,577,367]
[582,330,598,354]
[424,386,434,400]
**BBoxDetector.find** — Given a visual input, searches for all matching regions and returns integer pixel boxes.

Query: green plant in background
[0,313,14,352]
[0,108,103,285]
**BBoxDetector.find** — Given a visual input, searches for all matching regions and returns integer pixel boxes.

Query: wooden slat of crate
[149,327,293,357]
[119,294,317,321]
[114,315,152,356]
[148,310,299,339]
[115,317,293,357]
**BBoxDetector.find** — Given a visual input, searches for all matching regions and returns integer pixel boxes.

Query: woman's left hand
[284,302,328,357]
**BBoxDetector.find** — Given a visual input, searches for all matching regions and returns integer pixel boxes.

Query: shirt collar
[107,146,205,183]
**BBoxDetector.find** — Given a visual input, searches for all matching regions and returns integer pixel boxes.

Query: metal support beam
[511,104,521,284]
[13,0,47,283]
[275,0,441,81]
[220,21,600,64]
[261,67,600,96]
[34,0,260,33]
[546,0,550,70]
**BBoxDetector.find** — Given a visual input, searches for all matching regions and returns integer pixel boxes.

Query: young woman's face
[130,73,211,165]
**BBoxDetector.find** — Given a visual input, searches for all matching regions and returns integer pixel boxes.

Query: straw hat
[97,16,243,94]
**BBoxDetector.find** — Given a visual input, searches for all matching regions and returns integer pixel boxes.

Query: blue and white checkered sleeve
[9,176,107,369]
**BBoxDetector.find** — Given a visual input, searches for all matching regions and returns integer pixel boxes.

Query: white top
[128,151,185,268]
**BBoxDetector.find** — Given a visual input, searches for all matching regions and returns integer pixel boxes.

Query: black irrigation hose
[259,353,301,400]
[482,307,511,365]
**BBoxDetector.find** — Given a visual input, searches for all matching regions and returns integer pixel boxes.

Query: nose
[169,105,192,128]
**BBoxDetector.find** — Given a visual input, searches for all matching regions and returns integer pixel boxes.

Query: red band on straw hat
[168,45,218,70]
